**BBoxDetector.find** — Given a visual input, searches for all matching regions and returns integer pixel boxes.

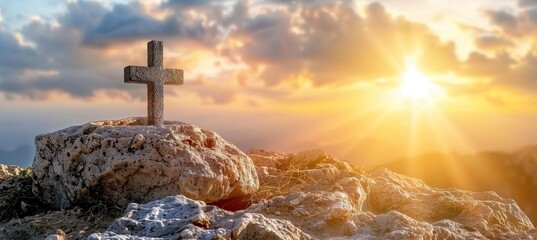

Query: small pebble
[216,228,226,236]
[290,199,300,206]
[180,229,194,238]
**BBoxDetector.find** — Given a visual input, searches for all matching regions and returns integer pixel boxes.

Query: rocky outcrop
[88,195,313,240]
[89,150,537,239]
[32,117,259,209]
[0,164,22,179]
[367,168,534,239]
[377,146,537,224]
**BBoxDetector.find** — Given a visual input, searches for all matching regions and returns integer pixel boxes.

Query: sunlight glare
[400,58,440,101]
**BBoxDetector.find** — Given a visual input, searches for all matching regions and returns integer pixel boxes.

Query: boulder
[248,191,362,238]
[31,117,259,208]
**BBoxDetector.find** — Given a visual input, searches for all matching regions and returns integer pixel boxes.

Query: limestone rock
[376,147,537,224]
[87,195,314,240]
[0,164,22,179]
[248,149,288,168]
[248,150,536,239]
[32,117,259,208]
[248,191,362,238]
[88,150,537,239]
[368,168,535,238]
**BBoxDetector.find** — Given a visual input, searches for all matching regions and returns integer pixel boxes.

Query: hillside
[374,146,537,225]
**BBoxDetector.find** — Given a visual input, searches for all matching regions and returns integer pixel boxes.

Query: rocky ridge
[377,146,537,225]
[88,149,537,239]
[1,120,536,239]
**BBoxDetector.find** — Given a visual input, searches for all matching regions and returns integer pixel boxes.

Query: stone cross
[124,40,184,125]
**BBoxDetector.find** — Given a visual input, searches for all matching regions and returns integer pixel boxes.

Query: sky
[1,0,537,167]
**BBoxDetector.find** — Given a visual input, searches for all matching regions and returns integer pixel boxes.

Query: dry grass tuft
[250,164,322,203]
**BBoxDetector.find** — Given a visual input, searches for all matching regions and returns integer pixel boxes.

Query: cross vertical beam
[147,83,164,125]
[147,41,164,125]
[148,41,163,68]
[124,40,184,126]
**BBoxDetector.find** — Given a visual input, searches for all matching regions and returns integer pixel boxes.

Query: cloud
[519,0,537,8]
[2,0,532,104]
[0,7,3,26]
[60,0,107,31]
[0,1,125,98]
[0,0,225,100]
[0,31,44,69]
[22,0,222,51]
[221,1,460,89]
[464,4,537,93]
[163,0,216,8]
[451,46,537,95]
[460,51,514,78]
[81,2,222,47]
[81,3,174,46]
[497,53,537,90]
[484,6,537,38]
[267,0,351,5]
[474,35,514,51]
[485,10,518,35]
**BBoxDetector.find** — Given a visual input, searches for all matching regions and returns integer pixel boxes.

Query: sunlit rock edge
[91,149,536,239]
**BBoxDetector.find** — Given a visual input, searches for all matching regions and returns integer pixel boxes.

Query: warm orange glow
[400,58,441,101]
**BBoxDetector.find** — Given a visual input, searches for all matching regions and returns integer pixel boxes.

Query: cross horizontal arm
[124,66,160,84]
[124,66,184,85]
[163,69,184,85]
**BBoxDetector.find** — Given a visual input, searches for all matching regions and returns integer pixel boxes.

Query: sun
[400,58,440,101]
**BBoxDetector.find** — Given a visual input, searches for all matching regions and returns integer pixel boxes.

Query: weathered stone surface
[87,195,313,240]
[368,168,535,237]
[0,164,22,179]
[31,117,259,209]
[88,150,537,239]
[250,150,536,239]
[376,146,537,224]
[248,191,361,238]
[248,149,288,168]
